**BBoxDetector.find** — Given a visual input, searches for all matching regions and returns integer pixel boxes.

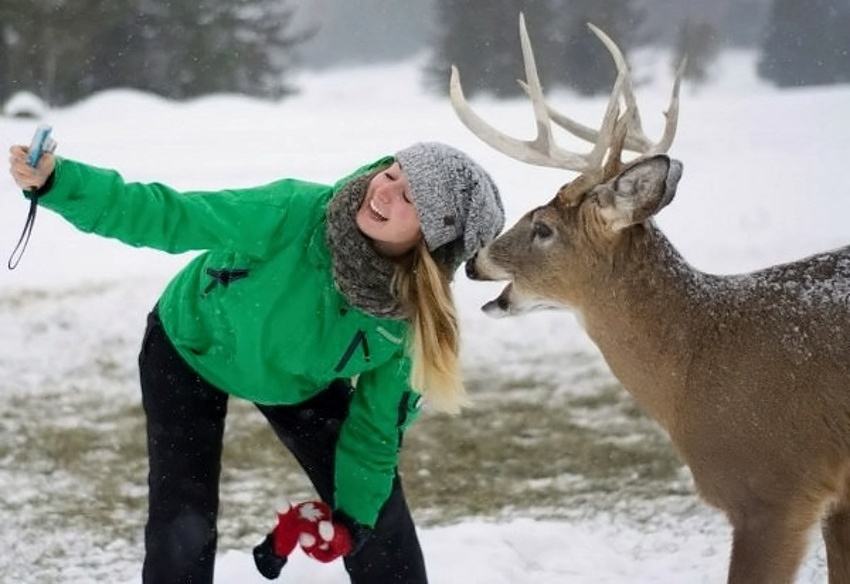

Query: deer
[452,14,850,584]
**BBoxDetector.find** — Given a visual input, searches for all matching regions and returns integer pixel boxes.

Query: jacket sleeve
[31,157,323,257]
[333,353,421,528]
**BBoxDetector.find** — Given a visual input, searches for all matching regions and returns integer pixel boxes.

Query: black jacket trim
[334,330,370,373]
[203,268,250,294]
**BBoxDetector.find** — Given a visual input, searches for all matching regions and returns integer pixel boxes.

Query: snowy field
[1,50,849,582]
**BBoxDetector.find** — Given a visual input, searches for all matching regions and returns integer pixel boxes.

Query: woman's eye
[533,222,553,239]
[384,172,395,181]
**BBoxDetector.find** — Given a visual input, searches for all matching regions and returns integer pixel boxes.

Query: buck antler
[449,13,626,176]
[522,23,686,157]
[449,14,685,178]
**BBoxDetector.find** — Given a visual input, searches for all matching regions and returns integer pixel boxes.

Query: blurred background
[1,2,849,582]
[1,0,849,112]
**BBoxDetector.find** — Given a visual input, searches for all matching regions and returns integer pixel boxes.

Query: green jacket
[32,157,423,527]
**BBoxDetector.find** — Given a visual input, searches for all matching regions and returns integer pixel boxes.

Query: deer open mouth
[482,282,569,317]
[482,283,514,318]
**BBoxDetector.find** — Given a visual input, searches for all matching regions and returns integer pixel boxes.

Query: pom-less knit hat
[395,142,505,275]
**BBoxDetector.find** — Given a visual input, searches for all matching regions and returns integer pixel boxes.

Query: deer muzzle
[465,247,512,282]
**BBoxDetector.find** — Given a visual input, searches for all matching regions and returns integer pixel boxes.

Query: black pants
[138,308,427,584]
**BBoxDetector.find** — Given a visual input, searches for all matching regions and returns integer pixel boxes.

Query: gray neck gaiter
[325,172,408,320]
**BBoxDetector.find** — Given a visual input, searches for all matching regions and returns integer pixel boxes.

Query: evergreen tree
[0,0,138,105]
[0,8,10,105]
[758,0,850,87]
[673,18,720,85]
[295,0,432,69]
[426,0,557,98]
[546,0,644,96]
[426,0,645,98]
[0,0,307,107]
[142,0,306,99]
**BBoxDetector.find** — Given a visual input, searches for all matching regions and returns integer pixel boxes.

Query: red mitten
[271,501,302,557]
[296,502,353,563]
[253,500,303,579]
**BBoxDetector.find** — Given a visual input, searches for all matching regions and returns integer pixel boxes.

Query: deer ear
[593,155,683,232]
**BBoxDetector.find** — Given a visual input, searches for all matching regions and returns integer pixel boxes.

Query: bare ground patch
[0,282,698,581]
[0,360,695,580]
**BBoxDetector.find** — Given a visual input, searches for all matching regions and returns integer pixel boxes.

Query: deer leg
[726,505,816,584]
[823,507,850,584]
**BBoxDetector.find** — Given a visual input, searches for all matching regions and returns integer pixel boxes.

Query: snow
[2,50,849,582]
[2,90,48,119]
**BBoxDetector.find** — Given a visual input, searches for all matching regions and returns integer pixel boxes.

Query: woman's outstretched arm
[8,146,325,257]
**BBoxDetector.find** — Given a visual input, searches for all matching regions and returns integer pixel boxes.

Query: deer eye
[532,222,553,240]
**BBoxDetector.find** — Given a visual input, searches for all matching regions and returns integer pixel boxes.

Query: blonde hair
[393,242,468,414]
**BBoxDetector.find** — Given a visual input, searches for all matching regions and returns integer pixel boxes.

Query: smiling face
[355,162,423,257]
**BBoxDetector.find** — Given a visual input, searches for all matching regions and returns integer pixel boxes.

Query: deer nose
[465,254,479,279]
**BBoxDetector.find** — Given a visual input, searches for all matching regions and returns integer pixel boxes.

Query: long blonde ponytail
[393,242,468,414]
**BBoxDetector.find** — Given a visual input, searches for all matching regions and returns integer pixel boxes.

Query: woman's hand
[8,145,55,191]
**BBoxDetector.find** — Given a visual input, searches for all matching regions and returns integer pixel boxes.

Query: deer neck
[578,222,710,429]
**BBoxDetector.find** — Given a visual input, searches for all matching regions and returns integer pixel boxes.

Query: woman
[8,141,504,583]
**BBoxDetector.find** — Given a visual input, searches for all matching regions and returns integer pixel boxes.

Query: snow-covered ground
[1,50,848,582]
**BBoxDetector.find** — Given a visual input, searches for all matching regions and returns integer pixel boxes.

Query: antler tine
[583,70,627,177]
[450,65,587,169]
[589,22,684,156]
[603,104,636,180]
[651,56,686,154]
[518,13,554,155]
[519,23,683,157]
[449,13,624,173]
[518,78,647,153]
[519,12,623,171]
[518,24,647,153]
[586,23,652,153]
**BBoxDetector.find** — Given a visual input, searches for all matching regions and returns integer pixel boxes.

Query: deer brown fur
[454,14,850,584]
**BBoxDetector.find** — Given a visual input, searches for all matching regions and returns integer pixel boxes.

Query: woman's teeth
[369,199,389,221]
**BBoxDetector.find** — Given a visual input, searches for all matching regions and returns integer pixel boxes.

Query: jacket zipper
[334,329,370,373]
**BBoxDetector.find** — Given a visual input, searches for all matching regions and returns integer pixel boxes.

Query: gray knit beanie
[395,142,505,275]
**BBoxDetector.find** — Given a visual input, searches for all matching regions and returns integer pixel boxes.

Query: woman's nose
[376,185,399,204]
